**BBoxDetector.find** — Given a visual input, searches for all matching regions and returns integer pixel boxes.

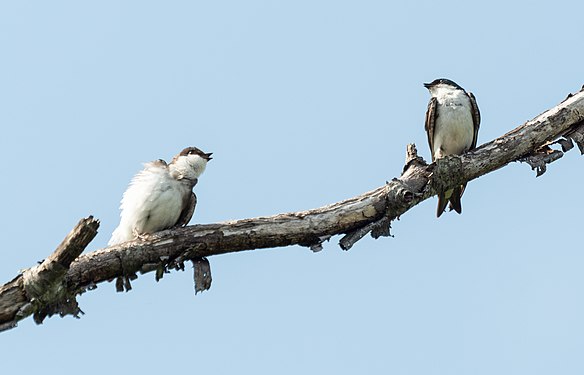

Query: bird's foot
[132,230,155,242]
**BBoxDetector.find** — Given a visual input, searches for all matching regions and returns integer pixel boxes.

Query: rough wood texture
[1,87,583,332]
[0,217,99,331]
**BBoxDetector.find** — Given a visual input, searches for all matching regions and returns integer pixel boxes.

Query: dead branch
[1,87,583,332]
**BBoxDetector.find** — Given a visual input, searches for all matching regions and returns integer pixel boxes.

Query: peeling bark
[1,87,583,332]
[0,217,99,330]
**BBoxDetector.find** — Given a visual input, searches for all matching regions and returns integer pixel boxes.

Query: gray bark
[1,87,583,332]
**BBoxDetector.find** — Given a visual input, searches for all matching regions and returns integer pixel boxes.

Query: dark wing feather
[425,97,438,162]
[448,186,464,214]
[175,192,197,227]
[436,194,448,217]
[467,92,481,149]
[426,96,446,217]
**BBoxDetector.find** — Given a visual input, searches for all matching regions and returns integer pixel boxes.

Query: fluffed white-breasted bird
[424,78,480,217]
[109,147,212,245]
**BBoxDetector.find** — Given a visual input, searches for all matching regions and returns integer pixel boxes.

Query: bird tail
[448,185,463,214]
[436,193,449,217]
[436,184,466,217]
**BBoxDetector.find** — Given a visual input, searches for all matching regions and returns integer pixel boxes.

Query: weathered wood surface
[1,88,583,332]
[0,217,99,331]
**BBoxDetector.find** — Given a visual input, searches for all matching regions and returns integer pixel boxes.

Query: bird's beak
[205,152,213,161]
[423,82,432,88]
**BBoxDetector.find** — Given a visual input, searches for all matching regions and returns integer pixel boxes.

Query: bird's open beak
[205,152,213,161]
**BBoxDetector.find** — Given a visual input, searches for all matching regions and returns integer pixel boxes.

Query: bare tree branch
[0,217,99,331]
[1,87,583,332]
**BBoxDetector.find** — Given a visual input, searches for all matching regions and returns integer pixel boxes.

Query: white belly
[138,186,184,234]
[433,101,474,160]
[109,164,192,245]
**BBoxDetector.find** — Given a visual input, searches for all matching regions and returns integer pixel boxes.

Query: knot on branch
[519,146,564,177]
[430,155,465,195]
[519,121,584,177]
[22,217,99,324]
[402,143,427,174]
[339,144,430,251]
[563,122,584,154]
[23,266,83,324]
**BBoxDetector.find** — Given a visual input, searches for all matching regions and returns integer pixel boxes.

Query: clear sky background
[1,1,583,374]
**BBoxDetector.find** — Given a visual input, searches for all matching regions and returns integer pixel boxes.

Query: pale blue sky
[1,1,583,374]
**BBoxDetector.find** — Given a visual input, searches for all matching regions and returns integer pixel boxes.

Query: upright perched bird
[109,147,212,245]
[424,78,480,217]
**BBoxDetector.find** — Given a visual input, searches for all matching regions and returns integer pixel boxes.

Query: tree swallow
[109,147,213,245]
[424,78,480,217]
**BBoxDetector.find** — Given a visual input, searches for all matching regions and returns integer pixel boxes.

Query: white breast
[136,181,185,233]
[109,162,190,245]
[432,91,474,160]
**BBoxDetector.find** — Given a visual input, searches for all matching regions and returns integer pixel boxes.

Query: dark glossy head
[423,78,463,90]
[179,146,213,161]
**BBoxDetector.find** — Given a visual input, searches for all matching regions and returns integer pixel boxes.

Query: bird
[424,78,480,217]
[109,147,213,245]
